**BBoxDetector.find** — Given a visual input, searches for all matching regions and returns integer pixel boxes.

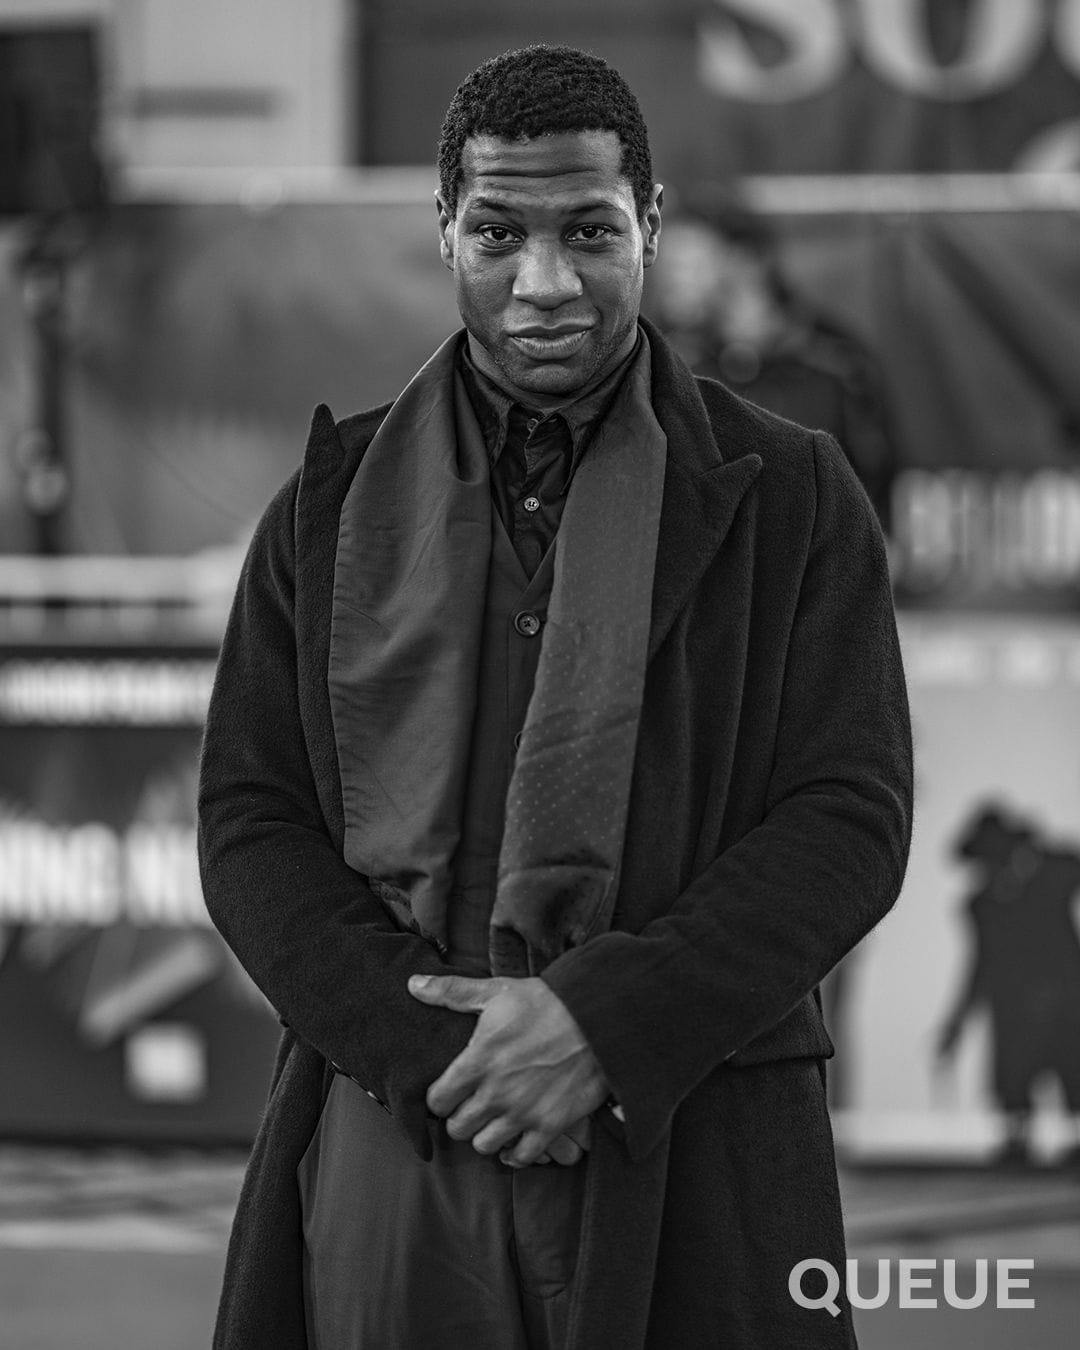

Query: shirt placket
[514,415,572,578]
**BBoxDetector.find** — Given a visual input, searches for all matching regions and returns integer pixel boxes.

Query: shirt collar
[459,327,643,469]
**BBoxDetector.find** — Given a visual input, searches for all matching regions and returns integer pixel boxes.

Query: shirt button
[514,611,541,638]
[523,495,541,513]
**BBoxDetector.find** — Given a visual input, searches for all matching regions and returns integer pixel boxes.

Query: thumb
[407,973,496,1013]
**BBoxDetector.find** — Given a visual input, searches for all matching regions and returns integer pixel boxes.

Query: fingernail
[408,975,430,991]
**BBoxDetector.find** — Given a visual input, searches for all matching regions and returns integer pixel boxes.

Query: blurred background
[0,1,1078,1346]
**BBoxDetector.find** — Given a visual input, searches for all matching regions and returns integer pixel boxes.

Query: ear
[641,183,663,269]
[435,190,456,272]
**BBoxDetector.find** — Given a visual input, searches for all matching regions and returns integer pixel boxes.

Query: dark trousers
[298,1074,586,1350]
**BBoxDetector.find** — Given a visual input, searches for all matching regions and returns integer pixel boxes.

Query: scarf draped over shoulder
[328,329,667,976]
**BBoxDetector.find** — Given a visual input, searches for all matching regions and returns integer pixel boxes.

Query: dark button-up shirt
[459,331,642,577]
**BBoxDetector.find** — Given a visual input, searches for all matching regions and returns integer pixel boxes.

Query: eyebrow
[465,195,630,217]
[465,196,517,214]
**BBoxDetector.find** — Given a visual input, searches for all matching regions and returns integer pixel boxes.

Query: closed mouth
[508,329,591,359]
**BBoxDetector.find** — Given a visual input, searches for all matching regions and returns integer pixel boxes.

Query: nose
[512,239,583,309]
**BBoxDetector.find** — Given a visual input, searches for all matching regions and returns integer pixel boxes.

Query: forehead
[457,130,636,213]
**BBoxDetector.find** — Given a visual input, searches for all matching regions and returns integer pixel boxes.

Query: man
[198,45,912,1350]
[937,804,1080,1167]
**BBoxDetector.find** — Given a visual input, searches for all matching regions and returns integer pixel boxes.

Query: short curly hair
[438,45,654,218]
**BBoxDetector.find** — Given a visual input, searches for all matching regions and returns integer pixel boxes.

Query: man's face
[437,130,662,408]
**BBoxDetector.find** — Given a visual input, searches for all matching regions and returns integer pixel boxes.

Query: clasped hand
[407,973,608,1168]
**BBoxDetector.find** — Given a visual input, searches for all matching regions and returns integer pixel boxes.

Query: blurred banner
[356,0,1080,176]
[0,594,280,1144]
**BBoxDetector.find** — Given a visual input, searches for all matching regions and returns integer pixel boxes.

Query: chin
[514,365,583,393]
[503,352,599,396]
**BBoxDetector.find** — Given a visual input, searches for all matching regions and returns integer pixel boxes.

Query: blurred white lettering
[0,660,216,725]
[859,0,1045,100]
[0,822,210,926]
[125,824,208,926]
[0,824,121,924]
[698,0,847,101]
[891,469,1080,595]
[698,0,1073,101]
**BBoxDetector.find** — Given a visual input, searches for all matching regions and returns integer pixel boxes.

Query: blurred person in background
[198,44,912,1350]
[649,200,898,527]
[937,801,1080,1167]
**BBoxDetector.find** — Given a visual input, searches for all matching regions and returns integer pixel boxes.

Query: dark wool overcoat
[197,317,913,1350]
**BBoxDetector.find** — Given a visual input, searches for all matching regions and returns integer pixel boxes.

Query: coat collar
[639,316,762,661]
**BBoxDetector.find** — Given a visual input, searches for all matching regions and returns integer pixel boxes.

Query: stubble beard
[487,314,638,404]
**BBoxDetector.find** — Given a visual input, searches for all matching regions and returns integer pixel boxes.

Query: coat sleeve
[196,470,474,1161]
[541,431,913,1162]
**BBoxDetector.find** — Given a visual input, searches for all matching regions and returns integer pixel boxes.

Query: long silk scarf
[328,329,667,976]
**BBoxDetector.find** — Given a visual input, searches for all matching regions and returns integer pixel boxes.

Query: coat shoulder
[694,373,817,475]
[692,374,827,538]
[692,373,877,538]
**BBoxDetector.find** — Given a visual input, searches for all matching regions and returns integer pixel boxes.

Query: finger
[544,1135,583,1166]
[407,974,497,1013]
[500,1145,552,1166]
[444,1092,498,1142]
[470,1117,521,1156]
[426,1050,484,1117]
[562,1117,593,1152]
[500,1128,553,1169]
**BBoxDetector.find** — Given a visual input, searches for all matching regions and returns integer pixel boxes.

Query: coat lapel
[641,317,763,662]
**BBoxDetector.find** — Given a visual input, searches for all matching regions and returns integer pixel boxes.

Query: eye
[477,224,519,246]
[568,224,615,244]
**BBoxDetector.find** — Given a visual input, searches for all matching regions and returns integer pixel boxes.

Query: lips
[508,328,591,360]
